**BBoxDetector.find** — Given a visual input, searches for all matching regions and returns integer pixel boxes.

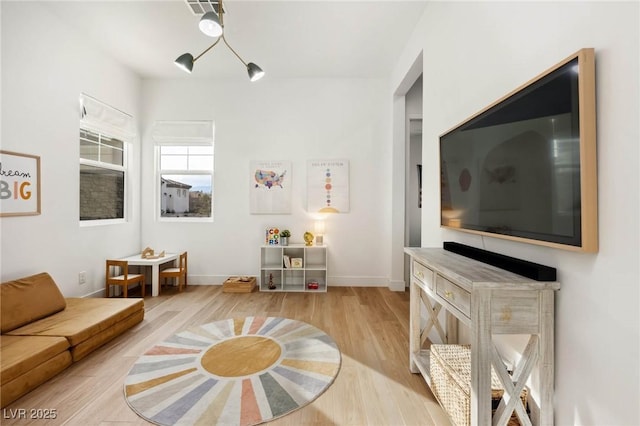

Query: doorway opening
[390,51,422,291]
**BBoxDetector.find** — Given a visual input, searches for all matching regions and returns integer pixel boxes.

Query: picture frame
[251,160,292,214]
[291,258,303,268]
[307,159,350,213]
[0,150,41,217]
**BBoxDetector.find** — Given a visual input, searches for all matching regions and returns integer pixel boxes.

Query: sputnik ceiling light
[175,0,264,81]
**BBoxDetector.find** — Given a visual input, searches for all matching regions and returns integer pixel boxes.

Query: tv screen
[440,49,597,252]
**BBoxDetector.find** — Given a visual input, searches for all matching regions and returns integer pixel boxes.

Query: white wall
[0,2,395,293]
[140,77,392,286]
[0,2,142,296]
[391,2,639,425]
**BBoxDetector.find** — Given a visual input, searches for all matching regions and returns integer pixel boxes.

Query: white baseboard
[187,275,230,285]
[187,275,392,288]
[82,288,106,298]
[388,279,407,292]
[327,276,388,287]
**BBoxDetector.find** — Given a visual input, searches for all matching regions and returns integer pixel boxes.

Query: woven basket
[430,344,528,426]
[222,276,256,293]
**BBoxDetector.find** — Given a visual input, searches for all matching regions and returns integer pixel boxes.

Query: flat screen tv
[440,48,597,252]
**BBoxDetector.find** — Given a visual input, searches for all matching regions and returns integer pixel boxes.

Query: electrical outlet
[79,271,87,285]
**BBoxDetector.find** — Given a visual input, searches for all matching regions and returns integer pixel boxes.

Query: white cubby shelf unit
[260,244,327,292]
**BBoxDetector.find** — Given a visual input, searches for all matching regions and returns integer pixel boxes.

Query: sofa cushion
[0,334,72,408]
[0,335,70,385]
[6,298,144,347]
[70,308,144,362]
[1,273,67,334]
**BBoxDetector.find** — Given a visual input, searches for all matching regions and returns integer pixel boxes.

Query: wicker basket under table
[430,344,528,426]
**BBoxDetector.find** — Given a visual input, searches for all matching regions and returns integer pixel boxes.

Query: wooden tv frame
[440,48,598,253]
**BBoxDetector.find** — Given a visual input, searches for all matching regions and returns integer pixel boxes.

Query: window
[79,94,134,223]
[79,129,126,221]
[159,146,214,219]
[153,121,215,221]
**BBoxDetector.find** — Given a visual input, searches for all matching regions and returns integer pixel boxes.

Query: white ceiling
[42,0,428,80]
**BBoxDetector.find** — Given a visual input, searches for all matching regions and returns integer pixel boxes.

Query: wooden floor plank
[2,285,449,425]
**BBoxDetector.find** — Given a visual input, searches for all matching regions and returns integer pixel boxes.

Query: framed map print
[250,160,291,214]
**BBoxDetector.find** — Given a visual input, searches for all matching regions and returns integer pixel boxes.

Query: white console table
[404,247,560,426]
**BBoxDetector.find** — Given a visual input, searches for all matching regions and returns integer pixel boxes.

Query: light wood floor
[2,285,450,425]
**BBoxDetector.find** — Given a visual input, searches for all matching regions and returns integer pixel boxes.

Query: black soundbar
[443,241,557,281]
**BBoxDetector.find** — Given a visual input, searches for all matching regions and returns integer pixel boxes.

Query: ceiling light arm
[221,34,248,67]
[194,37,222,63]
[218,0,225,27]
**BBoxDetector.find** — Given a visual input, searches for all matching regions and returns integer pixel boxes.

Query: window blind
[79,93,136,140]
[151,121,214,145]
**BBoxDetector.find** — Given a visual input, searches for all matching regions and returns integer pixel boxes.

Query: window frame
[156,143,214,223]
[152,121,215,223]
[79,125,129,226]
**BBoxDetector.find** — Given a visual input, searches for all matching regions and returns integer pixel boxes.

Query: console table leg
[446,311,458,344]
[471,289,492,425]
[409,280,420,373]
[539,290,555,425]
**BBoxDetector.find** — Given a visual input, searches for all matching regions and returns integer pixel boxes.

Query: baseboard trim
[187,275,229,285]
[82,289,106,298]
[388,279,406,292]
[329,276,389,287]
[187,275,390,287]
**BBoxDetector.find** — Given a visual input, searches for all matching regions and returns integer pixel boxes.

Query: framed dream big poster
[0,150,41,217]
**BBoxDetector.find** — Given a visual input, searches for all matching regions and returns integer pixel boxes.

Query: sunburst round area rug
[124,317,341,426]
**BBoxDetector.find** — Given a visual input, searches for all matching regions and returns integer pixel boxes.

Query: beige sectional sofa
[0,272,144,408]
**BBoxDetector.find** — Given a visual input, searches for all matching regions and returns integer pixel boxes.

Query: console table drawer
[436,275,470,317]
[412,261,434,289]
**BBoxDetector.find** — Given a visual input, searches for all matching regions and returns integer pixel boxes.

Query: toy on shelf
[268,273,277,290]
[303,232,314,246]
[141,247,165,259]
[265,228,280,245]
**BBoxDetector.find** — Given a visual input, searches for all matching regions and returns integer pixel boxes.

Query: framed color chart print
[307,159,349,213]
[0,150,41,217]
